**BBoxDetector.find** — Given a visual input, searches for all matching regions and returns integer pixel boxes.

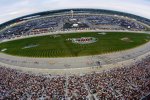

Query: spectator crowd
[0,55,150,100]
[0,14,148,41]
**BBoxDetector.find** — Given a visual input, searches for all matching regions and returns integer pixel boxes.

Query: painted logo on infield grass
[67,37,97,44]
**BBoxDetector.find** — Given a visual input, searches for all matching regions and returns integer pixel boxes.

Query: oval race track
[0,31,150,74]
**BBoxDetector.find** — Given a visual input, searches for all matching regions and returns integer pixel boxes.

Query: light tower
[71,10,74,18]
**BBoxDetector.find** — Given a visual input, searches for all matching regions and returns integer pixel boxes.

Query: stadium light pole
[71,10,74,18]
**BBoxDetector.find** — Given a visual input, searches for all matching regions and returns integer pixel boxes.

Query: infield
[0,32,150,57]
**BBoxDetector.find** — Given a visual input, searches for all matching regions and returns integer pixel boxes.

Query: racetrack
[0,31,150,75]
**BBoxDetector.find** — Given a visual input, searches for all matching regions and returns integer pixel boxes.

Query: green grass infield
[0,32,150,57]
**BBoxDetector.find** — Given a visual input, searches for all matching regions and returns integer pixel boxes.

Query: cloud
[0,0,150,24]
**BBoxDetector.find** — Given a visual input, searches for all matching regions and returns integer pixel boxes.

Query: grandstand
[0,9,150,41]
[0,55,150,99]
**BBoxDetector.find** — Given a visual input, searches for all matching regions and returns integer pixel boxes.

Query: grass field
[0,32,150,57]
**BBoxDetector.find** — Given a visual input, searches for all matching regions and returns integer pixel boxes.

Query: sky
[0,0,150,24]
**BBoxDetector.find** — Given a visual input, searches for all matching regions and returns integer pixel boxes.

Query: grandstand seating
[0,55,150,99]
